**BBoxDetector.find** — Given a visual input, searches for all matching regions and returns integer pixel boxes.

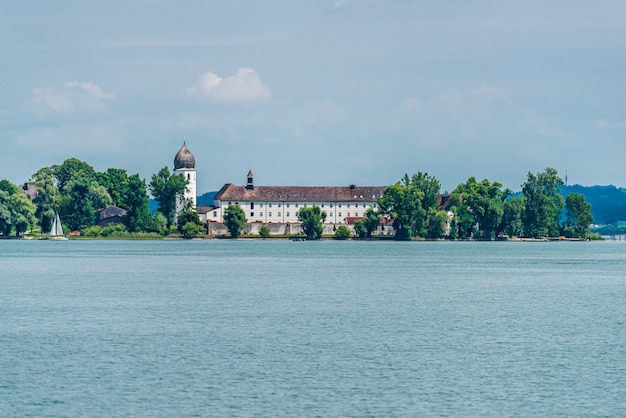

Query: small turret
[246,170,254,190]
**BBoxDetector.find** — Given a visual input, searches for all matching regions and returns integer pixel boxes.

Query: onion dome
[174,140,195,169]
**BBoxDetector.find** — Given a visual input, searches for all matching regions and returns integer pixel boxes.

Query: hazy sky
[2,1,625,193]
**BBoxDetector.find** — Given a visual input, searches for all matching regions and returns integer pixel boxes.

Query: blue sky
[2,1,625,193]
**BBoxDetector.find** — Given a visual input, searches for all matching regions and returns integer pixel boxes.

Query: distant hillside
[197,191,216,206]
[149,191,217,214]
[560,185,626,225]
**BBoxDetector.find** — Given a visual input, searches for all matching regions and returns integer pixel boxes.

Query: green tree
[259,225,271,239]
[501,196,525,237]
[378,173,440,240]
[177,209,201,230]
[334,225,352,240]
[453,177,508,239]
[0,189,13,235]
[0,181,38,236]
[224,204,247,238]
[426,208,449,239]
[122,174,153,232]
[360,207,382,238]
[447,194,475,239]
[563,193,593,238]
[95,168,131,208]
[53,158,96,191]
[181,222,201,238]
[59,176,112,231]
[298,206,327,240]
[148,167,188,228]
[522,167,564,237]
[10,192,37,235]
[32,176,59,233]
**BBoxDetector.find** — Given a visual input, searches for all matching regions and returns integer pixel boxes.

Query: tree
[0,189,12,235]
[452,177,508,239]
[59,176,112,231]
[563,193,593,238]
[259,225,271,239]
[501,196,525,237]
[298,206,327,240]
[181,222,201,238]
[446,194,475,239]
[522,167,564,237]
[357,207,382,238]
[224,204,247,238]
[0,181,37,236]
[32,176,59,233]
[95,168,131,208]
[122,174,153,232]
[53,158,96,191]
[378,172,440,240]
[148,167,188,228]
[426,208,449,239]
[10,192,37,235]
[177,210,201,230]
[334,225,352,240]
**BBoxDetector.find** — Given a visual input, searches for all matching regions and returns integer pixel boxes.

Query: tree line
[1,159,593,240]
[368,167,593,240]
[0,158,200,237]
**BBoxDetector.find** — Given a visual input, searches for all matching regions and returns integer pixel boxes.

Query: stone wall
[206,222,394,237]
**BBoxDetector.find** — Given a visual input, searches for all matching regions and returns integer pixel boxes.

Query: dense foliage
[223,204,247,238]
[298,206,327,240]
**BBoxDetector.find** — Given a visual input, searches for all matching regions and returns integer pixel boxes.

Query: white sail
[51,213,64,237]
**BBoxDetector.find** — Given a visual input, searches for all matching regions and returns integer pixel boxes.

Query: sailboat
[50,213,68,240]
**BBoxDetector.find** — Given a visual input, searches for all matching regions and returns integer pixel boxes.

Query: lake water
[1,240,625,417]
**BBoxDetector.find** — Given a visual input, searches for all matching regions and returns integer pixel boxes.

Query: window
[251,212,254,217]
[330,203,333,208]
[355,212,358,217]
[250,202,254,209]
[260,212,263,217]
[347,212,351,217]
[338,212,342,217]
[287,203,290,208]
[295,203,299,208]
[269,203,272,208]
[278,212,281,217]
[278,203,281,208]
[269,212,272,217]
[321,203,325,208]
[347,203,351,208]
[260,203,264,207]
[213,211,217,217]
[339,203,342,208]
[286,212,290,217]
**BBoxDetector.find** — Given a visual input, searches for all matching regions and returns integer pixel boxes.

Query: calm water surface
[1,240,625,417]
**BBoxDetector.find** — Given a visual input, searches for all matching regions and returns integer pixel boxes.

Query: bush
[259,225,270,239]
[102,223,127,237]
[334,225,352,240]
[181,222,201,238]
[81,225,102,238]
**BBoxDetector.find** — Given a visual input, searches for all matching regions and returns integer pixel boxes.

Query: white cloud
[187,68,271,102]
[27,81,115,115]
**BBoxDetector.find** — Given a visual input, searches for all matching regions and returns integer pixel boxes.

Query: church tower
[173,139,197,210]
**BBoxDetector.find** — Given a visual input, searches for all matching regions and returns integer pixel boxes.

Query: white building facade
[205,171,387,225]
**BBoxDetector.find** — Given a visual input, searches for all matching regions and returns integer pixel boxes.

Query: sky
[2,1,625,194]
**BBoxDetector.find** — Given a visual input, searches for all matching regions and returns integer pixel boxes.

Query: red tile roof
[214,184,388,203]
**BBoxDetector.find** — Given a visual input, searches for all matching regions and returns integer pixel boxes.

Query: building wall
[209,199,379,224]
[174,167,197,210]
[206,222,393,237]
